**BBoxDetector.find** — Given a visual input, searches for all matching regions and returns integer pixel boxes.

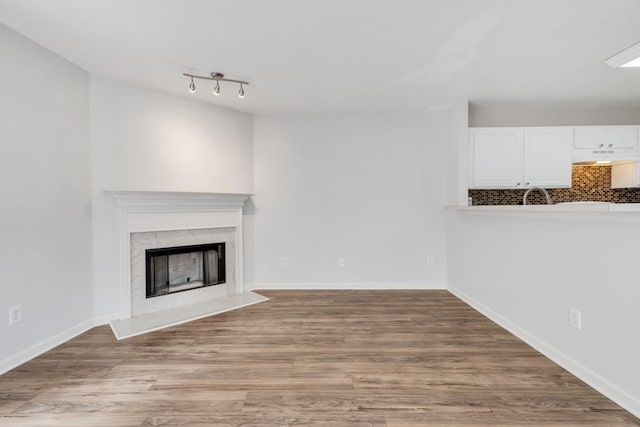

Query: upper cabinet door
[606,126,637,149]
[523,127,573,187]
[574,126,605,149]
[470,128,524,188]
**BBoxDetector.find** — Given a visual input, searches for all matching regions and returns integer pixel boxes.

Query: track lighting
[183,71,249,99]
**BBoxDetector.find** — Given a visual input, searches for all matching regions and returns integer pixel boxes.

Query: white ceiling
[1,0,640,114]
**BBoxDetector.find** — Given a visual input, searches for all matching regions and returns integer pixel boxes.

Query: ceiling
[1,0,640,114]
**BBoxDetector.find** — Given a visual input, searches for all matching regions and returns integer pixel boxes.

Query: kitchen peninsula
[446,200,640,417]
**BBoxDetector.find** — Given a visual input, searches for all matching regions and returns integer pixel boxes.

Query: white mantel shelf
[107,191,253,209]
[446,203,640,221]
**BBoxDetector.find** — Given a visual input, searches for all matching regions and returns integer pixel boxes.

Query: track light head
[188,77,196,93]
[238,84,245,99]
[213,81,221,96]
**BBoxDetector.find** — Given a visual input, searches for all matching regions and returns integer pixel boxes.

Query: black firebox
[145,242,226,298]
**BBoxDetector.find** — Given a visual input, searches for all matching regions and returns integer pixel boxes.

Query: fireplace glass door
[146,242,226,298]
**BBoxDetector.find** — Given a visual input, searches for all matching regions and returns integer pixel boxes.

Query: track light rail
[182,72,249,86]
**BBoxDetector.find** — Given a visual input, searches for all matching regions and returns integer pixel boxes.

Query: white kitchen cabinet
[470,128,523,188]
[611,162,640,188]
[573,126,638,159]
[470,127,572,189]
[523,127,573,187]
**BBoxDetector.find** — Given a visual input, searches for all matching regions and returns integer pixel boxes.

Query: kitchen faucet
[523,187,552,205]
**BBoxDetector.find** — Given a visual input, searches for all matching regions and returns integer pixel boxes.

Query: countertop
[445,202,640,219]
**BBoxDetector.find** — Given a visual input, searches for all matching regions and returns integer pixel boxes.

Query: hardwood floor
[1,290,638,426]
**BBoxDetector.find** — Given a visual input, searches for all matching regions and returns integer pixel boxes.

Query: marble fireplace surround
[109,191,252,320]
[130,227,236,317]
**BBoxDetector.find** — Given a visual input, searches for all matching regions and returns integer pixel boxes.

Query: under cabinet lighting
[604,41,640,68]
[596,160,612,164]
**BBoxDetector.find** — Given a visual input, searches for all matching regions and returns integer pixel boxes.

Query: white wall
[0,24,92,367]
[248,112,448,288]
[90,77,253,317]
[447,211,640,417]
[446,101,469,206]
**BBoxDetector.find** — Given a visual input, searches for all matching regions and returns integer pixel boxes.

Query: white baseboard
[93,312,120,326]
[448,286,640,419]
[0,312,119,375]
[249,282,445,290]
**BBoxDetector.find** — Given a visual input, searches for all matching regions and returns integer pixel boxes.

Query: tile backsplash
[469,166,640,205]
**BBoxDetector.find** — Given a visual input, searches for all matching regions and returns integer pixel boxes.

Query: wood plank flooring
[1,290,638,426]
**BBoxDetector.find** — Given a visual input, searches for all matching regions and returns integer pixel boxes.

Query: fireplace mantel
[108,191,252,319]
[108,191,252,210]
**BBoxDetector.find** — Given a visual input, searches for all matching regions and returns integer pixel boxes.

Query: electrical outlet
[9,305,22,325]
[338,258,345,267]
[280,257,287,268]
[427,257,434,266]
[569,307,582,330]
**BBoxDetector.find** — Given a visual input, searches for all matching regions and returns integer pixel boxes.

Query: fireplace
[146,242,226,298]
[108,191,251,319]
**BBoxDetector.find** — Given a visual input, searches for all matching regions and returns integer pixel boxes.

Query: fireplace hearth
[146,242,226,298]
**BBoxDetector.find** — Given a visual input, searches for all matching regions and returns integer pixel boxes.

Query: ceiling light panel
[604,41,640,68]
